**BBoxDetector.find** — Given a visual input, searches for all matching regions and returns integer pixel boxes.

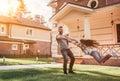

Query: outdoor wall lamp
[111,13,114,25]
[77,25,80,30]
[111,13,120,25]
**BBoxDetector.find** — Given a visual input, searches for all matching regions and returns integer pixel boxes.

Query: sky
[24,0,52,21]
[0,0,52,22]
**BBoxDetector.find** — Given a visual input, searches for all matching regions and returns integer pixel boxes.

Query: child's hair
[80,39,99,48]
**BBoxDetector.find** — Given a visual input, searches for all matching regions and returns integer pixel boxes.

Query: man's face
[58,27,63,34]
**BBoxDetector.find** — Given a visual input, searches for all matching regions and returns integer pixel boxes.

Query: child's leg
[91,51,112,64]
[90,51,103,63]
[100,54,111,63]
[101,51,119,63]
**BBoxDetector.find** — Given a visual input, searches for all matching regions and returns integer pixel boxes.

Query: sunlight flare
[0,0,19,16]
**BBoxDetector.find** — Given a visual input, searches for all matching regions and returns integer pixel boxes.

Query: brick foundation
[53,57,120,66]
[0,41,51,58]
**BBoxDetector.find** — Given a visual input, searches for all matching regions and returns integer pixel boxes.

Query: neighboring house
[0,15,51,57]
[48,0,120,65]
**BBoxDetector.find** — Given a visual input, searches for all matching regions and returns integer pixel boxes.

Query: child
[71,39,119,64]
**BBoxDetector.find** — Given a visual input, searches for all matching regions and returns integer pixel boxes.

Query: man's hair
[58,26,63,29]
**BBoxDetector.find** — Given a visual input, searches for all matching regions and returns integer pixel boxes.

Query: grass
[0,65,120,81]
[0,58,54,65]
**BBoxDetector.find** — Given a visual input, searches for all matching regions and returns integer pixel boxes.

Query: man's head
[58,26,63,35]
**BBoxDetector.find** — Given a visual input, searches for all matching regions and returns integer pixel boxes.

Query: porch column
[84,15,91,39]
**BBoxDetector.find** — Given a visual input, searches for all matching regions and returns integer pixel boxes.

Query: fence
[97,44,120,56]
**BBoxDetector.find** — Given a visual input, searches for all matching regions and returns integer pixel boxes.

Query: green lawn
[0,65,120,81]
[0,58,54,65]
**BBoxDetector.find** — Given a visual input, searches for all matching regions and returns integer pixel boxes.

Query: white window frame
[0,25,6,34]
[12,44,18,50]
[23,44,29,50]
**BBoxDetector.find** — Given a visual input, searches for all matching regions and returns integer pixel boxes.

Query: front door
[116,24,120,43]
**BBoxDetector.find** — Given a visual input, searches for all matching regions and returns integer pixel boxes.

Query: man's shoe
[69,71,75,74]
[64,71,68,75]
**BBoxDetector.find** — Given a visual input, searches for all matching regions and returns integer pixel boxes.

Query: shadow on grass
[76,70,120,81]
[0,68,120,81]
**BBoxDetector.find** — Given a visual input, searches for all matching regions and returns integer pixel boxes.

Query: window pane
[12,44,18,50]
[26,29,32,36]
[26,29,29,35]
[30,29,32,35]
[1,27,5,32]
[23,44,29,50]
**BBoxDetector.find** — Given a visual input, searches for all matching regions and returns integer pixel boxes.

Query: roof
[0,16,51,31]
[0,36,36,44]
[50,3,93,22]
[49,2,120,22]
[47,0,57,7]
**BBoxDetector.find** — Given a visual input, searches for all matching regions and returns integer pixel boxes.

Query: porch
[53,44,120,66]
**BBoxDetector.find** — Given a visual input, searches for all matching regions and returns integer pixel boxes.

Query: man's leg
[61,49,68,74]
[67,49,75,73]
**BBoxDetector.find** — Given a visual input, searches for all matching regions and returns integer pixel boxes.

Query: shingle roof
[0,16,51,31]
[0,36,36,44]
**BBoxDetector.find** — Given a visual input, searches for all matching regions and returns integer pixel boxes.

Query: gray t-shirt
[56,34,69,50]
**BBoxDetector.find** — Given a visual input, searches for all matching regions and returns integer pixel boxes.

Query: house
[48,0,120,65]
[0,14,51,58]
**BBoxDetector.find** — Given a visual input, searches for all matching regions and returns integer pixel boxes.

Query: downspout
[8,24,12,38]
[50,30,52,57]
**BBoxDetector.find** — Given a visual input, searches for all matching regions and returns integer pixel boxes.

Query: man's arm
[65,35,78,43]
[56,34,79,43]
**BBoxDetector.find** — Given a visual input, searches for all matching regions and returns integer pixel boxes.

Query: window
[0,25,5,33]
[1,27,5,32]
[23,44,29,50]
[87,0,99,8]
[116,24,120,42]
[91,1,97,8]
[12,44,18,50]
[26,28,33,36]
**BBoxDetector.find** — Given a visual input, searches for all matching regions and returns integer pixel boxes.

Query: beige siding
[89,5,120,44]
[11,24,51,42]
[91,27,112,36]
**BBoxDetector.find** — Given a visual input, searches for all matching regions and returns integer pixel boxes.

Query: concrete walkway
[0,63,63,70]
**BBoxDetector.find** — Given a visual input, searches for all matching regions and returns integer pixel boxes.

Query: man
[56,26,78,74]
